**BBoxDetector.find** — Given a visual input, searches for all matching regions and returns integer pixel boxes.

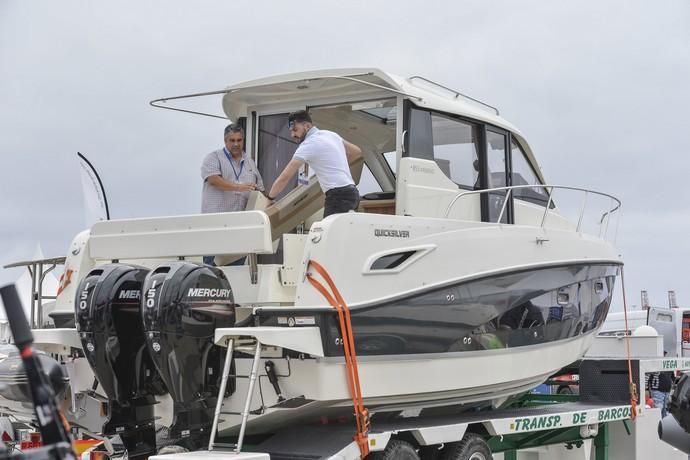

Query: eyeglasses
[288,121,296,130]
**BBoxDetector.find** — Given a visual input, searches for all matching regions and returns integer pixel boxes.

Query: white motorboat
[6,69,622,453]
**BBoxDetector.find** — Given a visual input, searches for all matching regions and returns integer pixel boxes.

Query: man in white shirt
[267,110,362,217]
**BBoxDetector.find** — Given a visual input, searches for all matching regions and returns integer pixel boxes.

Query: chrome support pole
[28,264,36,328]
[604,197,613,237]
[497,188,513,223]
[540,186,555,228]
[248,253,258,285]
[576,191,589,232]
[208,338,235,451]
[613,204,621,245]
[236,341,262,453]
[36,262,44,327]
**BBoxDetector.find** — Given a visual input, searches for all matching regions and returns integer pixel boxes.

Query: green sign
[507,405,632,433]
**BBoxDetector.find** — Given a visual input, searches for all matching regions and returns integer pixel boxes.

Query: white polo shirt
[292,127,354,193]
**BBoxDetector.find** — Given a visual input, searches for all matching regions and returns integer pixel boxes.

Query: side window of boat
[485,130,509,223]
[357,163,383,196]
[510,139,550,207]
[431,114,479,189]
[486,131,507,189]
[407,108,434,160]
[408,108,479,189]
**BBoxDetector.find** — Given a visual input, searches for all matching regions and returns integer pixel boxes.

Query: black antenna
[77,152,110,220]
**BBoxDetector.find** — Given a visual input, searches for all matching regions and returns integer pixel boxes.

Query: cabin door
[254,112,300,200]
[253,112,300,263]
[483,128,513,223]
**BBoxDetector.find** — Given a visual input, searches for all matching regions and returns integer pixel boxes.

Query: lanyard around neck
[223,148,244,181]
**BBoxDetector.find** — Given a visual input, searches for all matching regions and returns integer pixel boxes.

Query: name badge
[298,163,310,186]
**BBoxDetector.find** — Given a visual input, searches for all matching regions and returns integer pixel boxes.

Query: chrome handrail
[409,76,500,115]
[4,256,66,328]
[149,89,235,120]
[149,75,422,120]
[443,184,621,238]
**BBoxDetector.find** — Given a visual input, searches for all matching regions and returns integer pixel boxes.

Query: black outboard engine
[75,264,165,458]
[142,262,236,449]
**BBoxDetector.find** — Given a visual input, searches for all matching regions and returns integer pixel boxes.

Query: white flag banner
[78,152,110,228]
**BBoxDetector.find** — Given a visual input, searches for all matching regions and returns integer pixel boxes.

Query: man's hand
[268,158,304,199]
[207,176,257,192]
[236,182,257,192]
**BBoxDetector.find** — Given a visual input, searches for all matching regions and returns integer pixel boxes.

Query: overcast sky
[1,1,689,310]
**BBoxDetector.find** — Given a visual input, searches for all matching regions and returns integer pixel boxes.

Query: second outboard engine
[75,263,166,458]
[142,262,236,449]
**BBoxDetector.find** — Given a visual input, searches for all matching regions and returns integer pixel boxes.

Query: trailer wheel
[441,433,492,460]
[157,445,190,455]
[368,439,420,460]
[419,445,443,459]
[557,385,574,395]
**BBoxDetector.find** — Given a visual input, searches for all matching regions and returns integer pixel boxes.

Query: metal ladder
[207,338,263,453]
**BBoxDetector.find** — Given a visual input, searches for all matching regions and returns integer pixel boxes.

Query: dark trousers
[324,185,360,217]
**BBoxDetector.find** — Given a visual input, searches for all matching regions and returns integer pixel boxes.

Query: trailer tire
[157,445,190,455]
[367,439,420,460]
[557,385,574,395]
[419,445,443,459]
[441,433,492,460]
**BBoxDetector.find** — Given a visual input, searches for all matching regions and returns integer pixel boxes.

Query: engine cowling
[141,261,236,446]
[75,263,165,403]
[74,263,164,457]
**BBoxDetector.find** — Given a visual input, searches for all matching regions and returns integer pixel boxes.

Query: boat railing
[444,184,621,241]
[408,76,500,115]
[3,256,66,329]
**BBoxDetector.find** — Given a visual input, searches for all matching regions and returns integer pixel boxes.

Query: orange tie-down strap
[620,266,638,420]
[306,260,370,458]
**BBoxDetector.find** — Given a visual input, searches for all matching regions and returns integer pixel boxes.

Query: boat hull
[220,328,602,435]
[219,262,618,435]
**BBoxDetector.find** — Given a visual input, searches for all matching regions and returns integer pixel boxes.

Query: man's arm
[207,176,256,192]
[253,160,266,192]
[343,140,362,164]
[267,158,304,199]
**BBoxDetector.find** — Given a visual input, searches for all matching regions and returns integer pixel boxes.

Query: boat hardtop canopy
[220,67,544,184]
[222,68,514,129]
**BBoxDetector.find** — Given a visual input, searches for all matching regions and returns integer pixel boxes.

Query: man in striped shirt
[200,123,264,265]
